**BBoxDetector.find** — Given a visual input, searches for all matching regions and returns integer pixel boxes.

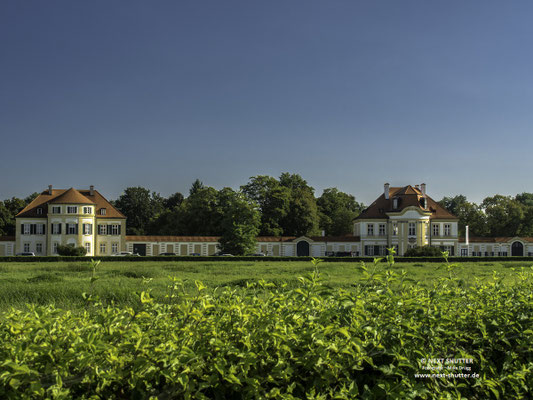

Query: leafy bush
[56,244,87,257]
[0,254,531,398]
[404,245,443,257]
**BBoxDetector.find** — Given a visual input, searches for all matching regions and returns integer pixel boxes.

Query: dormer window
[36,208,43,215]
[420,197,427,209]
[392,197,399,209]
[99,208,107,216]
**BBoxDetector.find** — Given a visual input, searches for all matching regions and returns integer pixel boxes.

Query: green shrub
[0,256,531,398]
[404,245,443,257]
[56,244,87,257]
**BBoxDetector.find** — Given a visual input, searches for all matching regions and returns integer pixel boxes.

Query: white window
[85,242,91,254]
[367,224,374,236]
[52,206,61,214]
[110,225,120,235]
[392,223,398,236]
[100,208,107,215]
[66,223,78,235]
[24,243,30,252]
[83,207,92,214]
[98,225,107,235]
[379,224,386,236]
[83,224,93,235]
[36,208,43,215]
[408,223,416,236]
[111,243,118,253]
[461,249,468,257]
[67,206,78,214]
[53,243,59,254]
[23,224,30,235]
[36,243,43,254]
[444,224,451,236]
[52,223,61,234]
[433,224,439,236]
[36,224,44,235]
[100,243,106,254]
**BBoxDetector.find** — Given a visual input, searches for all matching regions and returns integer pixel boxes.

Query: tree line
[438,193,533,238]
[113,173,365,239]
[2,178,533,246]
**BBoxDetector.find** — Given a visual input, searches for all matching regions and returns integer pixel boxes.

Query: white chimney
[384,183,390,200]
[421,183,426,196]
[90,185,94,196]
[48,185,53,195]
[465,225,469,246]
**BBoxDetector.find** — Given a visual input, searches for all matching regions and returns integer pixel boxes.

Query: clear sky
[2,0,533,205]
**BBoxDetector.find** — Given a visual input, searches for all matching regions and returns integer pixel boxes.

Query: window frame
[408,222,416,236]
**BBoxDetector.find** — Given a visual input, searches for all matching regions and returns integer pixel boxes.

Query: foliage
[241,175,291,236]
[56,244,87,257]
[217,188,261,255]
[279,173,320,236]
[113,187,165,235]
[0,195,37,236]
[438,195,488,237]
[317,188,365,236]
[0,256,531,399]
[403,245,444,257]
[482,195,526,237]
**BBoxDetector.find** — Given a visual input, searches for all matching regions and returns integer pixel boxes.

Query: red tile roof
[356,185,458,220]
[16,188,125,219]
[50,188,95,205]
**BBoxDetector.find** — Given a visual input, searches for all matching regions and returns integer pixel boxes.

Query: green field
[0,258,530,310]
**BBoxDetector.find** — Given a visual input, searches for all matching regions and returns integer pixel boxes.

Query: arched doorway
[511,241,523,256]
[296,241,310,257]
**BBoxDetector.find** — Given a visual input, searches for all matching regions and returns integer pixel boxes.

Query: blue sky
[2,0,533,205]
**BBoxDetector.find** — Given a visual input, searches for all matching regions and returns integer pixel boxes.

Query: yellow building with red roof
[14,185,126,256]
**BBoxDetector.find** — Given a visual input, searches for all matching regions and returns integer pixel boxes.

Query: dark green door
[133,243,146,256]
[511,242,523,256]
[296,241,310,256]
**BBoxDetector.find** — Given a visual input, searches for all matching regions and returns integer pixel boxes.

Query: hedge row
[0,258,531,398]
[1,255,533,263]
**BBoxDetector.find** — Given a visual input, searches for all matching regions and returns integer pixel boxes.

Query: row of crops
[0,257,531,399]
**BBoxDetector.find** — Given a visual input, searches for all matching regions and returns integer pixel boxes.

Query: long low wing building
[1,183,533,257]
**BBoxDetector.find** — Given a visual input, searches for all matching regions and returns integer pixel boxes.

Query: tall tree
[189,179,205,196]
[164,192,184,210]
[241,175,290,236]
[279,173,320,236]
[177,186,222,235]
[114,187,165,235]
[439,195,488,237]
[1,196,32,236]
[217,188,260,255]
[438,195,468,217]
[317,188,364,236]
[481,195,525,237]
